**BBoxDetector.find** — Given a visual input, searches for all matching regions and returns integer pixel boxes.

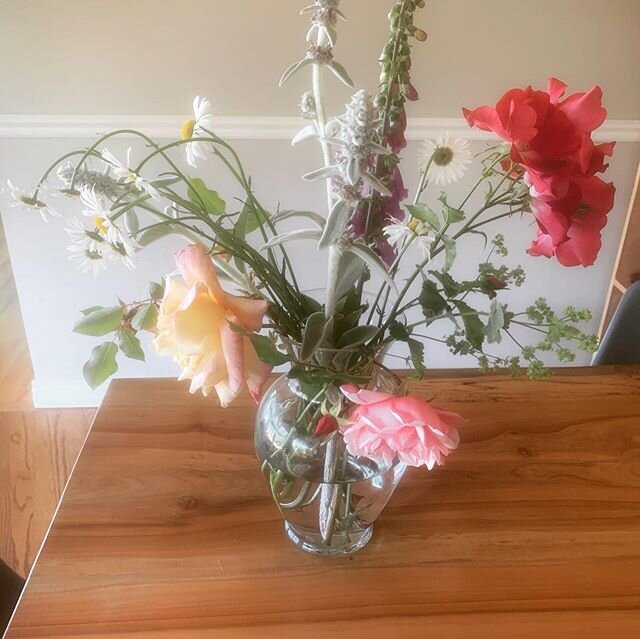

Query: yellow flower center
[408,219,420,232]
[95,216,109,235]
[181,119,196,140]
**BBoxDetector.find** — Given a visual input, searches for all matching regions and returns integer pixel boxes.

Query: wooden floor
[0,217,33,406]
[0,409,95,577]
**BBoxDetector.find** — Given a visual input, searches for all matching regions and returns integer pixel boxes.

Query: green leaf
[118,328,145,361]
[455,301,485,350]
[419,280,448,319]
[80,305,104,316]
[146,281,165,301]
[131,303,159,332]
[439,194,465,223]
[188,178,226,215]
[407,337,426,379]
[124,210,139,235]
[74,306,124,336]
[301,312,328,361]
[485,299,505,344]
[82,342,118,390]
[248,334,289,366]
[334,252,365,301]
[235,200,270,239]
[406,204,441,231]
[443,236,457,272]
[389,320,410,341]
[338,325,379,348]
[137,224,176,247]
[347,243,398,292]
[430,271,462,298]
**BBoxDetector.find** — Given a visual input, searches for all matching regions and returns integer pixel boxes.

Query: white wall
[0,1,639,407]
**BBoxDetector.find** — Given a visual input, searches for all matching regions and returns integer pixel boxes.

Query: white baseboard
[31,378,106,408]
[0,114,637,142]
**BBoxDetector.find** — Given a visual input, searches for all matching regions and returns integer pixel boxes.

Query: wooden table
[7,368,640,638]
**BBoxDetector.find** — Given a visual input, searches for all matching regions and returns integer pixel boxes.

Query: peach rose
[340,384,463,469]
[152,244,271,406]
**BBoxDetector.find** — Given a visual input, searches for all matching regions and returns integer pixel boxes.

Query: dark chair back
[0,559,24,634]
[594,280,640,365]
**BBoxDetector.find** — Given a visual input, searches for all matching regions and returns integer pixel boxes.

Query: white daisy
[80,186,111,218]
[65,216,105,253]
[101,148,162,201]
[104,238,137,270]
[67,244,108,278]
[2,179,62,222]
[181,96,214,167]
[384,220,433,257]
[418,133,472,186]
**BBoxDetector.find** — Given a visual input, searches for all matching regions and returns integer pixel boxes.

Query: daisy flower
[67,244,108,278]
[65,216,104,253]
[181,96,214,167]
[104,237,137,270]
[101,148,162,201]
[2,180,62,222]
[384,220,433,257]
[418,133,472,186]
[80,186,111,218]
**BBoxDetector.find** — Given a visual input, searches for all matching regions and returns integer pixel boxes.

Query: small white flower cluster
[65,187,138,277]
[304,0,344,48]
[299,91,317,120]
[331,90,389,198]
[57,162,124,200]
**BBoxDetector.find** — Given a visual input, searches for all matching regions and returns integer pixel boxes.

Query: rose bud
[482,275,508,299]
[315,415,339,436]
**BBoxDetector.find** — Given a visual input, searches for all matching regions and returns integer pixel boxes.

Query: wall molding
[31,378,106,408]
[0,114,638,142]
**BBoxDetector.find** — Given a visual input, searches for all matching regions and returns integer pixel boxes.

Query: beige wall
[1,0,639,118]
[0,1,639,406]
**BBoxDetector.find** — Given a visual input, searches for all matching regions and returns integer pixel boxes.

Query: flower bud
[414,28,428,42]
[315,414,339,436]
[403,82,419,101]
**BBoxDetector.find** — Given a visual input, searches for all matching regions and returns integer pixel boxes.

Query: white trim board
[32,378,107,408]
[0,114,638,142]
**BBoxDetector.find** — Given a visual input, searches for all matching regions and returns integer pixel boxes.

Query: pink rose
[339,385,463,469]
[152,244,272,406]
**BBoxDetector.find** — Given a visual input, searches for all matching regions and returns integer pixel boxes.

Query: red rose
[528,175,615,267]
[464,78,615,267]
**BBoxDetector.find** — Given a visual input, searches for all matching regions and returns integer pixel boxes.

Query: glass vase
[254,346,406,556]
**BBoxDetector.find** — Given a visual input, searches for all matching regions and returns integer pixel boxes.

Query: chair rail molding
[0,114,639,142]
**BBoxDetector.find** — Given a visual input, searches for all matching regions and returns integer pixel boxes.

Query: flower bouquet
[4,0,615,555]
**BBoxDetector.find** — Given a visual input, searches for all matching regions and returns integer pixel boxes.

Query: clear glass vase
[255,346,406,556]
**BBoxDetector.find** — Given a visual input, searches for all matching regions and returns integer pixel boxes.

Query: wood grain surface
[0,217,33,406]
[0,409,95,577]
[6,368,640,638]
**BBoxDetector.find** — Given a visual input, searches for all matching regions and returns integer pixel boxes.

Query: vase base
[284,521,373,556]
